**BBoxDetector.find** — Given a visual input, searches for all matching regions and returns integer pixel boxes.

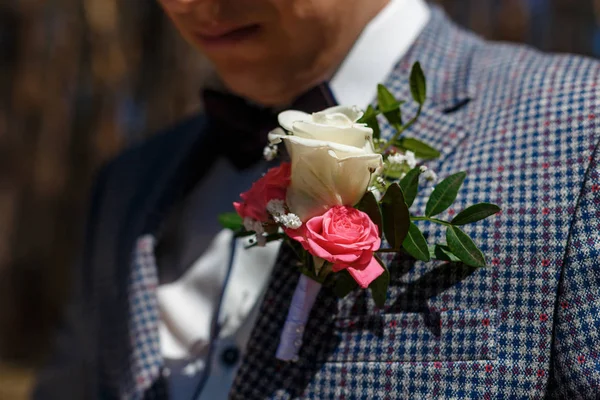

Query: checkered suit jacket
[35,7,600,400]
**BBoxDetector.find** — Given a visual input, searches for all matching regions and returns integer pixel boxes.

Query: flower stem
[379,105,422,153]
[375,248,399,253]
[411,216,452,227]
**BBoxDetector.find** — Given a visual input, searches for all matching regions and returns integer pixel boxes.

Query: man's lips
[193,24,261,47]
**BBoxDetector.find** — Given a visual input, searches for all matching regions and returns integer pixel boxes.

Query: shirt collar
[330,0,431,108]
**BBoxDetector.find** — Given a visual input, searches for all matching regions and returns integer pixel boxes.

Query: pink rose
[234,163,291,222]
[287,205,383,288]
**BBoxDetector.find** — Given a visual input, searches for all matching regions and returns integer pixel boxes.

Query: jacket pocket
[323,308,497,363]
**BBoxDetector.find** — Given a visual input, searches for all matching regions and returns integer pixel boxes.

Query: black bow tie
[202,83,337,170]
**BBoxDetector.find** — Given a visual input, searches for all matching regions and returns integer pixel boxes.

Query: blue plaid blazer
[35,8,600,400]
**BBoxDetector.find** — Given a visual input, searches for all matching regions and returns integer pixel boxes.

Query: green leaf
[358,105,381,140]
[446,226,486,267]
[429,244,462,262]
[377,84,403,126]
[334,270,358,298]
[409,62,427,105]
[356,191,383,237]
[380,183,410,249]
[425,172,467,217]
[385,109,403,128]
[451,203,501,226]
[369,255,390,308]
[377,84,402,113]
[399,167,421,207]
[402,222,430,261]
[357,104,379,122]
[397,137,441,159]
[218,212,244,230]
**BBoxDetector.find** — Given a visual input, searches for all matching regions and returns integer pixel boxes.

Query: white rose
[269,106,383,221]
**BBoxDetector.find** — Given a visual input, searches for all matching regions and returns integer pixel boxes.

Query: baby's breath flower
[267,199,286,217]
[369,186,383,202]
[243,217,265,235]
[279,213,302,230]
[387,153,404,165]
[266,199,302,229]
[387,150,417,169]
[418,165,437,181]
[423,168,438,182]
[404,151,417,169]
[263,144,278,161]
[243,217,255,232]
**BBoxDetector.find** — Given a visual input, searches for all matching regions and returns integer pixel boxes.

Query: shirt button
[221,346,240,367]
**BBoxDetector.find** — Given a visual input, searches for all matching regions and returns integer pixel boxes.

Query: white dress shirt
[156,0,430,398]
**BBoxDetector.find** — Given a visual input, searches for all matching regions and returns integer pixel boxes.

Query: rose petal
[234,163,291,222]
[318,105,364,122]
[285,145,382,221]
[292,121,372,149]
[313,238,373,252]
[312,111,354,128]
[304,238,361,265]
[346,257,385,289]
[285,226,307,243]
[278,110,311,131]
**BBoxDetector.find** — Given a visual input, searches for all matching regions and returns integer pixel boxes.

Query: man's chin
[217,71,297,106]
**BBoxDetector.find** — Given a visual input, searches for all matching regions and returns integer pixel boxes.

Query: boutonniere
[219,63,500,361]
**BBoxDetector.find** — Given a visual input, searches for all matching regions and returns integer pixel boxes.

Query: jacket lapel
[230,7,487,398]
[123,235,162,399]
[96,114,214,398]
[377,5,481,173]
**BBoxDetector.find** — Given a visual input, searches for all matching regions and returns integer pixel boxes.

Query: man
[35,0,600,399]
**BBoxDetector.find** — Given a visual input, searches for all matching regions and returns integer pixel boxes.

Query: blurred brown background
[0,0,599,398]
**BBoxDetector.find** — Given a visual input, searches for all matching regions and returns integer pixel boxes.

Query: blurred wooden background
[0,0,599,398]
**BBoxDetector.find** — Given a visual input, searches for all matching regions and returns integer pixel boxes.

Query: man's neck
[330,0,430,107]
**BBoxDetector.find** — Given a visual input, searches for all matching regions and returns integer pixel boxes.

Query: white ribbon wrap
[275,274,322,361]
